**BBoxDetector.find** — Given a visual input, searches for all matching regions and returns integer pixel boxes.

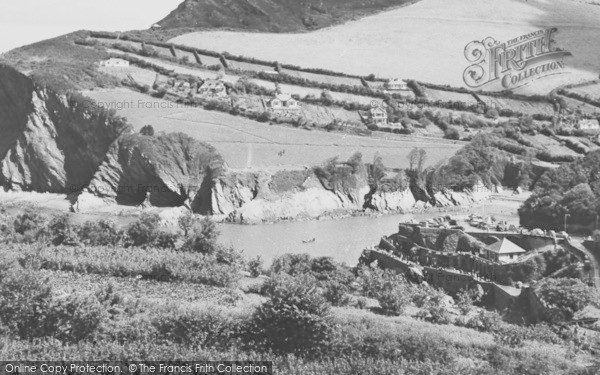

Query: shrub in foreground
[0,266,105,342]
[249,274,335,356]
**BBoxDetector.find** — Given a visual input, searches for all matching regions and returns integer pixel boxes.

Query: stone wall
[360,248,520,311]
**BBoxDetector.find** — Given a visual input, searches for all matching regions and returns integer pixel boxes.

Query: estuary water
[217,212,453,266]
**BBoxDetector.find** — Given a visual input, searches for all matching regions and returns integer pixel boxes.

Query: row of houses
[98,58,402,125]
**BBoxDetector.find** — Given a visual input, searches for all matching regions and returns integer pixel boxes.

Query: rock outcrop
[203,170,491,224]
[73,133,223,212]
[0,65,490,223]
[0,65,127,193]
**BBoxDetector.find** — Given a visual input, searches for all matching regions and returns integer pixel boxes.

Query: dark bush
[48,293,106,343]
[47,214,79,246]
[78,219,121,246]
[140,125,155,136]
[126,213,161,247]
[0,266,54,339]
[180,218,219,254]
[249,274,335,356]
[13,210,48,241]
[152,307,239,349]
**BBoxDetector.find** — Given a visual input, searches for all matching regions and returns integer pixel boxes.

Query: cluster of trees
[430,134,538,191]
[313,152,367,192]
[519,150,600,230]
[1,209,228,256]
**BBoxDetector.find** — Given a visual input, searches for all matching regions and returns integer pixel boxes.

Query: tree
[140,125,155,136]
[368,153,386,186]
[456,288,480,315]
[126,213,161,247]
[180,218,220,254]
[485,108,500,119]
[444,126,460,140]
[537,278,599,322]
[47,214,79,246]
[178,211,199,237]
[408,148,427,174]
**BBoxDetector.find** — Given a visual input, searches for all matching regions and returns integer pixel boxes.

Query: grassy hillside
[0,31,119,93]
[158,0,420,32]
[0,210,598,373]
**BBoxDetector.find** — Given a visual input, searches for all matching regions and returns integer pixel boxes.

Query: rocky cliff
[205,169,491,224]
[74,133,224,212]
[0,65,127,193]
[0,64,488,222]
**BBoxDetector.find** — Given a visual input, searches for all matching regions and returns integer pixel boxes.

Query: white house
[483,238,526,264]
[197,80,227,97]
[369,106,388,126]
[267,93,300,111]
[385,78,409,91]
[99,58,130,67]
[577,118,600,131]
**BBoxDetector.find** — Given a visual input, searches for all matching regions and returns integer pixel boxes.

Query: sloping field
[567,83,600,101]
[424,88,478,106]
[280,69,364,87]
[99,65,157,86]
[197,53,223,68]
[106,50,221,80]
[477,95,555,116]
[560,96,600,116]
[153,45,175,59]
[171,0,600,95]
[109,39,141,51]
[329,92,378,106]
[301,104,363,125]
[81,88,463,170]
[177,50,199,64]
[229,60,274,73]
[522,134,580,156]
[103,50,378,107]
[569,83,600,101]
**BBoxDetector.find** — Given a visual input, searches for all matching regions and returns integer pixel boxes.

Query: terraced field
[171,0,600,94]
[98,65,157,86]
[301,103,363,125]
[569,83,600,101]
[560,96,600,116]
[424,88,478,106]
[522,134,581,156]
[477,95,555,117]
[229,60,275,73]
[280,69,364,87]
[82,88,464,170]
[106,49,220,80]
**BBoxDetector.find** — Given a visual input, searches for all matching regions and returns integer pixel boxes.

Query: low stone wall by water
[360,248,520,311]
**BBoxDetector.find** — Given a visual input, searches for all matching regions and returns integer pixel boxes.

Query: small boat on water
[302,238,316,244]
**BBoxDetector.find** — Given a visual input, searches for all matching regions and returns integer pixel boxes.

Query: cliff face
[207,170,491,224]
[0,65,488,222]
[74,133,223,212]
[0,65,126,193]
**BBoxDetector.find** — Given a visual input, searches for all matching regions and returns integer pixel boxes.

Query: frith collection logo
[463,28,572,90]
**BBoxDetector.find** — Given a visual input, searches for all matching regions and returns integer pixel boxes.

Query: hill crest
[157,0,419,32]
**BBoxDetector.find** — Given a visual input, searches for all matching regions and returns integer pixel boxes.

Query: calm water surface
[217,212,452,265]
